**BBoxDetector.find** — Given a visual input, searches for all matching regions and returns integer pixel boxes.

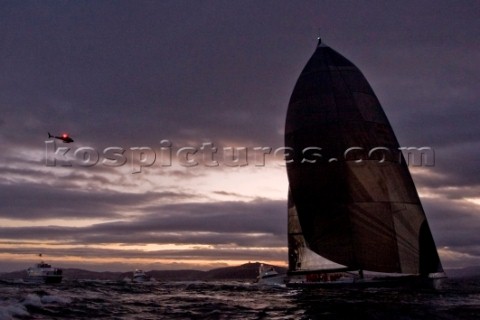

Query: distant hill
[204,262,286,280]
[0,268,125,281]
[4,263,479,281]
[144,269,207,281]
[0,262,287,282]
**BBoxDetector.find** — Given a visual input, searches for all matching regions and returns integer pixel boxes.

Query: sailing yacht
[284,38,446,287]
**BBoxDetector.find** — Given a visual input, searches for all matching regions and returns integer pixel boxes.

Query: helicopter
[48,132,74,143]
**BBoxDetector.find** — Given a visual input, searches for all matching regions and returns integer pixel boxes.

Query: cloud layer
[0,1,479,271]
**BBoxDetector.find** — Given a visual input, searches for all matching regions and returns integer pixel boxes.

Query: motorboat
[132,269,149,282]
[25,261,62,284]
[256,264,285,285]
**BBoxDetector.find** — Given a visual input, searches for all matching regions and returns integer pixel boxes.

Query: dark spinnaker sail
[285,39,443,276]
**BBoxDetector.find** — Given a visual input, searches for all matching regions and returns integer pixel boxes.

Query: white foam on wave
[0,293,72,320]
[22,294,42,307]
[41,295,72,304]
[0,301,30,320]
[22,293,71,306]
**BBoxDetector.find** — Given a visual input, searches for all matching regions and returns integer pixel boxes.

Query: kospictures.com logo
[45,140,435,173]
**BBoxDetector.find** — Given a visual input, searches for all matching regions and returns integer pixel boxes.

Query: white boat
[25,261,63,284]
[284,38,446,288]
[132,269,149,282]
[256,264,286,285]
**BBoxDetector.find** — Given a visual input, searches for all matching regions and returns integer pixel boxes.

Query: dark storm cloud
[1,0,477,185]
[409,144,480,189]
[0,199,286,246]
[0,1,477,146]
[435,144,480,188]
[0,183,119,219]
[1,1,478,175]
[423,198,480,248]
[0,181,193,219]
[0,162,114,188]
[140,200,286,235]
[0,0,300,148]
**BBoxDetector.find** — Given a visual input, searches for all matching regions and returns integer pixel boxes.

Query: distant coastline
[0,262,287,282]
[1,262,479,282]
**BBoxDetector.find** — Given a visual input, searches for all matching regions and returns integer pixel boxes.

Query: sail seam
[325,47,358,269]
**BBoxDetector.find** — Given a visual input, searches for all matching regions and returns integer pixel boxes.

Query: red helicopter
[48,132,74,143]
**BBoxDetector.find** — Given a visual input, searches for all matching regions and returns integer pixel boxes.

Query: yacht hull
[286,274,446,289]
[25,275,63,284]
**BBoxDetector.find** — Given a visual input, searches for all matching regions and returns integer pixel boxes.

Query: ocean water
[0,278,479,320]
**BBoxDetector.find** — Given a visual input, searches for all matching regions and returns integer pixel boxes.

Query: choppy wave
[0,278,479,319]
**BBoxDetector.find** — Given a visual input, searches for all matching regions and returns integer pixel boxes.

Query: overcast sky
[0,0,479,272]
